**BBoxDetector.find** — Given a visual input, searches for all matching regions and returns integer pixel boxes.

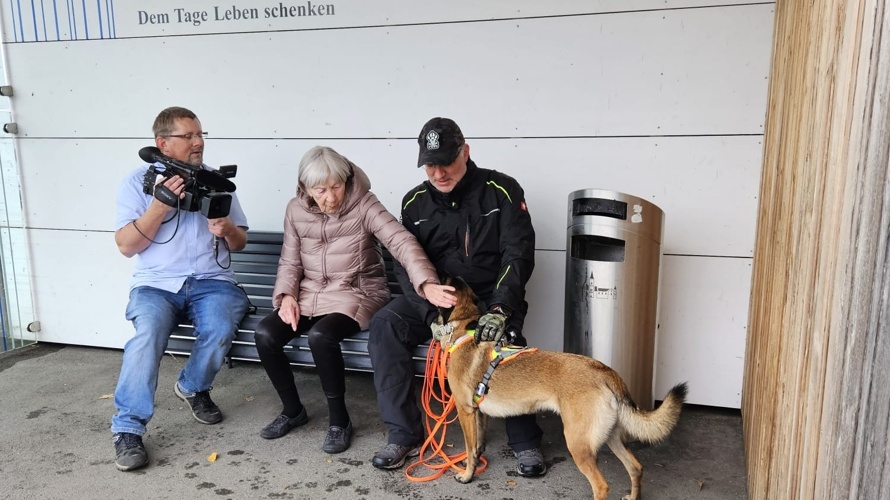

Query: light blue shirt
[115,163,249,292]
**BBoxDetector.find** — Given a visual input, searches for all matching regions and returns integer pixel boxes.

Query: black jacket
[393,160,536,328]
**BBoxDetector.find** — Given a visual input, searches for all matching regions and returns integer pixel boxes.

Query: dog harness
[447,332,538,405]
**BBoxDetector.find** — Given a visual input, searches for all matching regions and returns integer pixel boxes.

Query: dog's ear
[453,276,468,291]
[438,306,453,324]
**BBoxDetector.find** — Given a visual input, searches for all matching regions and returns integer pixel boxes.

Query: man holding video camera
[110,106,249,472]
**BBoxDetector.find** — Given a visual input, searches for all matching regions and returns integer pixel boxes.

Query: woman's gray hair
[298,146,353,191]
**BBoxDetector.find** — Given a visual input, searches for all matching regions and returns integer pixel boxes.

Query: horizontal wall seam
[14,134,766,141]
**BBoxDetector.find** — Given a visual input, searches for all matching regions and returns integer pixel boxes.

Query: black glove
[475,311,508,344]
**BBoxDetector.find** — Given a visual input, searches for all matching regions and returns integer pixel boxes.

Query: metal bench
[165,230,431,374]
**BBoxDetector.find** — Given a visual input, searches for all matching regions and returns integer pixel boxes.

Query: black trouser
[255,311,360,401]
[367,296,543,451]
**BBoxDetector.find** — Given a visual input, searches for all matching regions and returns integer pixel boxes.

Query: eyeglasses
[164,132,207,141]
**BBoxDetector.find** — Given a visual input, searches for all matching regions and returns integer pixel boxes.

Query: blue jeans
[111,278,248,436]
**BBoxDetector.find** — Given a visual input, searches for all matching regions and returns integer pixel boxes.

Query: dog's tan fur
[433,278,687,500]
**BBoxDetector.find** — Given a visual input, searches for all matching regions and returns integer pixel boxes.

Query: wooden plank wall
[743,0,890,497]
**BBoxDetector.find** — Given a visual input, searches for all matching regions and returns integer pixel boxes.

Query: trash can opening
[570,234,626,262]
[572,198,627,220]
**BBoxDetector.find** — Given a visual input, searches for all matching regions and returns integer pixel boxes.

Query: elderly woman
[254,146,455,454]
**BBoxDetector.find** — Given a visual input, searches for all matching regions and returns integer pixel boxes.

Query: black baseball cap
[417,117,465,168]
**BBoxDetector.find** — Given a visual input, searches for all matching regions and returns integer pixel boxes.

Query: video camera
[139,146,237,219]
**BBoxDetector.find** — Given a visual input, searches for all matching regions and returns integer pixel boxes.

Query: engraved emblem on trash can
[582,272,618,301]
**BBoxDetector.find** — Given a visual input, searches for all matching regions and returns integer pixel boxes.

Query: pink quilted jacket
[271,161,438,329]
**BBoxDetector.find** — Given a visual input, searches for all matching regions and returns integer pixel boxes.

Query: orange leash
[404,339,488,482]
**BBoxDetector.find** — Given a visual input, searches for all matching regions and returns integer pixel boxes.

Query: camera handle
[154,184,180,207]
[154,177,198,208]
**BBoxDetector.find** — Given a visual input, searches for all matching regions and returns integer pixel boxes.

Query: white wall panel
[5,4,772,138]
[523,250,566,353]
[655,255,752,408]
[21,135,761,256]
[28,228,132,348]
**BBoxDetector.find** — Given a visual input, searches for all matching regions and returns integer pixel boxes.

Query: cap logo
[426,130,440,150]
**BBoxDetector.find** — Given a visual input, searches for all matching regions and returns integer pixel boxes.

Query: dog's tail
[617,382,688,444]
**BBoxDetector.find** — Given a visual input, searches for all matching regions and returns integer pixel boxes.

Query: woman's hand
[278,295,300,331]
[421,283,457,309]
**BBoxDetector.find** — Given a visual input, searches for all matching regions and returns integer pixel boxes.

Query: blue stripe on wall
[106,0,114,38]
[17,0,24,41]
[29,0,37,41]
[80,0,88,39]
[95,0,102,38]
[69,0,77,40]
[10,1,19,42]
[52,0,60,40]
[39,0,47,41]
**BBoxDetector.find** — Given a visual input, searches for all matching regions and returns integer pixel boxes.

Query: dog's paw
[455,472,474,484]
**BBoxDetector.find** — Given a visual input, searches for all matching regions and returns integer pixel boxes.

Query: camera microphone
[138,146,237,192]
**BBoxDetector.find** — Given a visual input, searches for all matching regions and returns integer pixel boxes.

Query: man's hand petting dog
[475,311,507,343]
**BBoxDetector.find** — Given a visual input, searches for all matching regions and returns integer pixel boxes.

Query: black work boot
[515,448,547,477]
[371,443,420,469]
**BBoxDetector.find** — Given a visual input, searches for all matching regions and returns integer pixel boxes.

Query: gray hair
[298,146,352,190]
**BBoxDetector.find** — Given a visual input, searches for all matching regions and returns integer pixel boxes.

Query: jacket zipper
[464,216,470,257]
[314,214,328,314]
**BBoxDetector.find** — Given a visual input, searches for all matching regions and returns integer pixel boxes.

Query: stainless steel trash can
[564,189,664,409]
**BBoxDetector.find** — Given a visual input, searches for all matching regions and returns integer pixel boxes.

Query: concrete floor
[0,344,747,499]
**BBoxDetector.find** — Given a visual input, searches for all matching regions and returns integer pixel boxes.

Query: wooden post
[744,1,890,498]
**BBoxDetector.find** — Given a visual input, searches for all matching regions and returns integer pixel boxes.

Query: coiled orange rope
[404,339,488,482]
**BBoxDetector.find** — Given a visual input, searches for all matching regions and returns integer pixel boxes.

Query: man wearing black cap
[367,117,546,477]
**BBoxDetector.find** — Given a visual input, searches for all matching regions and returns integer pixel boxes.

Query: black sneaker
[515,448,547,477]
[259,408,309,439]
[371,443,420,469]
[112,432,148,472]
[322,422,353,454]
[174,382,222,425]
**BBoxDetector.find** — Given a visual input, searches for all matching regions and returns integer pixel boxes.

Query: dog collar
[448,331,476,353]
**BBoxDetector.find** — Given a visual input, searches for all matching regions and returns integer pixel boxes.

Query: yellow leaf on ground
[99,394,113,399]
[506,480,517,486]
[208,452,218,462]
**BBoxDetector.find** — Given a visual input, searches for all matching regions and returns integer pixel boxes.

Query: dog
[432,277,687,500]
